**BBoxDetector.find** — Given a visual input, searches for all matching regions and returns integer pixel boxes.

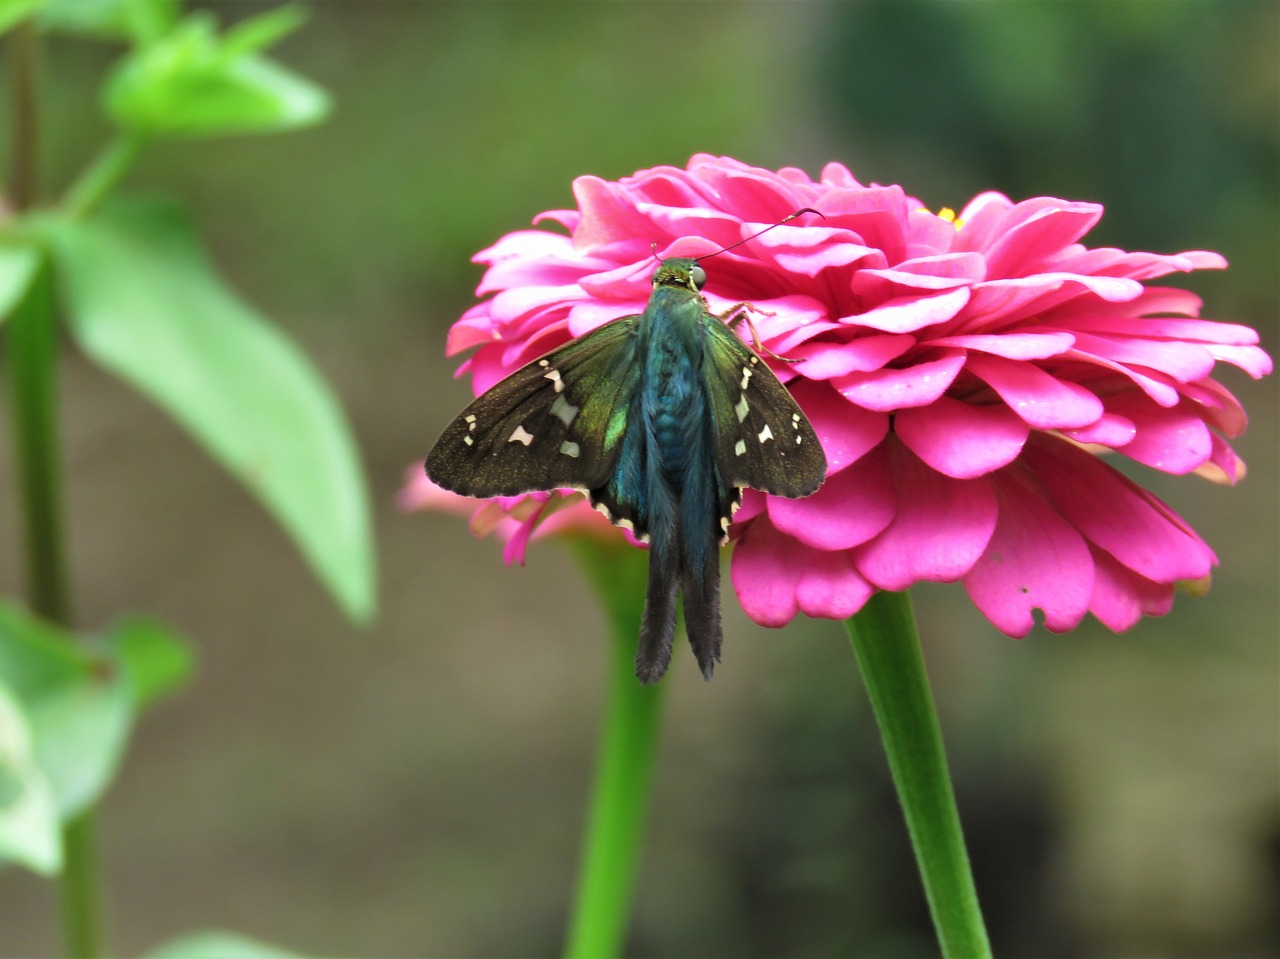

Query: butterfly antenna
[696,207,824,262]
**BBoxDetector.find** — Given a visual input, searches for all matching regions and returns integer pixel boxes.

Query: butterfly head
[653,258,707,294]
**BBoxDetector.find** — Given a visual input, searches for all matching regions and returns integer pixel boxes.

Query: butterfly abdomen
[632,290,727,683]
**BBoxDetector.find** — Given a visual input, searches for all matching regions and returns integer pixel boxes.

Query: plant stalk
[845,590,991,959]
[564,541,665,959]
[6,24,105,959]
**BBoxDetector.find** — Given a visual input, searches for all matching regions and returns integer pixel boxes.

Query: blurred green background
[1,1,1276,956]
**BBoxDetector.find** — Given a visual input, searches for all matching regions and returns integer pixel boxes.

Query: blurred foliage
[1,2,1274,957]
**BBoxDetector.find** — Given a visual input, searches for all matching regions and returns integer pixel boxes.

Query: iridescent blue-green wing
[426,316,642,498]
[702,316,827,498]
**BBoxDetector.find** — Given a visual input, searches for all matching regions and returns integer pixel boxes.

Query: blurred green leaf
[103,8,328,139]
[106,616,195,711]
[44,200,377,623]
[0,0,50,35]
[0,243,41,324]
[146,931,305,959]
[0,680,61,875]
[37,0,177,43]
[0,603,126,820]
[220,4,306,59]
[0,603,193,835]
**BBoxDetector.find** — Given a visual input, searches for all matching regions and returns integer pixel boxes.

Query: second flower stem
[564,542,665,959]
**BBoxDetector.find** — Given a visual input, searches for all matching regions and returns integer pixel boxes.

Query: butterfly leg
[720,304,801,364]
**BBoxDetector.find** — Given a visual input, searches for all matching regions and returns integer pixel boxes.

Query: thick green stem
[6,27,105,956]
[564,541,665,959]
[6,260,69,621]
[845,590,991,959]
[7,256,104,959]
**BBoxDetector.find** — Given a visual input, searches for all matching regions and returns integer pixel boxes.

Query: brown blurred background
[1,2,1276,956]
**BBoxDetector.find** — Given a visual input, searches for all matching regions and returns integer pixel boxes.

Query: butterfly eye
[689,265,707,290]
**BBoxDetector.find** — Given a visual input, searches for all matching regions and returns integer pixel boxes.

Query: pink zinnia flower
[410,154,1270,636]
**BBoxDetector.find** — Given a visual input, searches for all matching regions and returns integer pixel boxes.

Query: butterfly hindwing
[426,315,642,498]
[702,315,827,499]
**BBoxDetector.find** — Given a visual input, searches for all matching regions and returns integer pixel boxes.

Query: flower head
[412,154,1270,636]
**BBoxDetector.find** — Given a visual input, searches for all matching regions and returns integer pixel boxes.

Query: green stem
[8,19,39,212]
[58,814,103,959]
[6,29,105,952]
[61,134,145,219]
[564,541,665,959]
[7,253,104,959]
[845,590,991,959]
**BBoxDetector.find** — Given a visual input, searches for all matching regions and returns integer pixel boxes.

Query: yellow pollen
[920,206,965,230]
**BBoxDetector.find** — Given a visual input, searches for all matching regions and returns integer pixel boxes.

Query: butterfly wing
[426,316,642,498]
[702,317,827,499]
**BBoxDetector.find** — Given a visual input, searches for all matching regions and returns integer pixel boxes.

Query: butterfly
[426,212,828,683]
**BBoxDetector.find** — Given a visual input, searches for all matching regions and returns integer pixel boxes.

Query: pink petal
[795,552,876,620]
[1024,435,1216,583]
[790,333,915,379]
[1061,412,1137,448]
[980,199,1103,277]
[853,440,999,589]
[839,286,971,334]
[963,468,1094,636]
[851,252,987,297]
[1087,548,1176,631]
[835,350,966,411]
[768,444,895,550]
[931,331,1076,360]
[1070,331,1217,384]
[966,353,1103,428]
[731,516,873,626]
[757,226,883,276]
[793,380,890,472]
[1105,393,1212,474]
[572,175,656,250]
[960,274,1143,329]
[895,396,1029,478]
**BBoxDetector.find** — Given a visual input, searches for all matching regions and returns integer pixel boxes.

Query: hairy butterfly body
[427,256,827,683]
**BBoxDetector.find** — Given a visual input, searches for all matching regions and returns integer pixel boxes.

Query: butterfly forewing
[702,317,827,498]
[426,316,642,498]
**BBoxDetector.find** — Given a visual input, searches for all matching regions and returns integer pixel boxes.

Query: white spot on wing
[544,368,565,393]
[740,367,753,390]
[734,439,747,457]
[560,440,580,457]
[734,393,749,422]
[758,424,774,444]
[551,394,579,426]
[509,425,534,446]
[463,436,474,446]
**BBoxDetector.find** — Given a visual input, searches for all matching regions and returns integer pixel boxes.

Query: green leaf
[106,616,195,711]
[44,201,377,623]
[0,603,194,834]
[103,8,329,139]
[37,0,177,43]
[146,931,305,959]
[0,0,50,36]
[0,242,41,324]
[0,604,127,820]
[0,680,62,875]
[220,5,306,59]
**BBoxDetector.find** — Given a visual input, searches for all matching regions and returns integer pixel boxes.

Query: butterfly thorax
[639,282,714,488]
